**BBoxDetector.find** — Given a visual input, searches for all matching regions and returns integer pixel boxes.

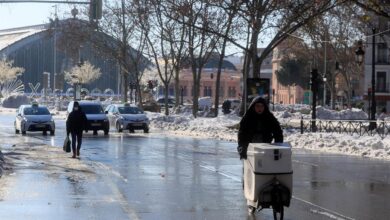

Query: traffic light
[148,80,153,89]
[310,68,319,131]
[310,69,318,92]
[90,0,102,20]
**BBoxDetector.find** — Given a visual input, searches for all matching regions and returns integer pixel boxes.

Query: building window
[203,86,212,97]
[182,86,187,96]
[377,71,387,92]
[377,43,388,64]
[219,86,224,97]
[228,87,236,97]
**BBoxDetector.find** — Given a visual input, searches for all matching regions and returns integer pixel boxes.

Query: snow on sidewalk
[147,108,390,161]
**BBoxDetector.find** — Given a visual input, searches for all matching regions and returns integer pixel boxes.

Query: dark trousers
[70,130,83,153]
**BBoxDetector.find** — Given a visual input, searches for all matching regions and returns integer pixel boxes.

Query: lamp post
[323,77,327,106]
[355,33,376,129]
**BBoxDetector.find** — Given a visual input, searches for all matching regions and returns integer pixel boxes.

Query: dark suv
[67,101,109,135]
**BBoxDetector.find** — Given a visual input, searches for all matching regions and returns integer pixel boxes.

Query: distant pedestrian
[237,97,283,159]
[66,101,87,158]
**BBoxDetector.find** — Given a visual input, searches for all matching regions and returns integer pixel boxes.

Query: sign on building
[246,78,270,104]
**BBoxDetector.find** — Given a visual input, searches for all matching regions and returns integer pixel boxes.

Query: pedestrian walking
[237,96,283,159]
[66,101,87,158]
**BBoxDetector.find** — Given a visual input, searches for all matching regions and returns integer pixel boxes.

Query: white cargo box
[244,142,293,205]
[246,142,292,174]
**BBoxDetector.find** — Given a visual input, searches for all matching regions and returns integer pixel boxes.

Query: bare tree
[139,0,187,115]
[296,4,363,108]
[209,0,242,117]
[176,0,219,117]
[64,61,102,85]
[0,58,24,84]
[47,3,150,104]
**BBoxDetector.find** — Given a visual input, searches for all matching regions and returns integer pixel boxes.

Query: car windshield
[157,99,175,104]
[118,107,143,114]
[23,107,50,115]
[81,105,104,114]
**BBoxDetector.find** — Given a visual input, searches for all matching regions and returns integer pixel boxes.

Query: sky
[0,2,79,30]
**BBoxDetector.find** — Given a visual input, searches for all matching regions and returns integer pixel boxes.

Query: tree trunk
[164,83,169,116]
[214,43,227,117]
[121,0,128,103]
[174,67,180,107]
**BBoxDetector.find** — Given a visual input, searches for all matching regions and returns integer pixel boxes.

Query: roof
[0,24,47,52]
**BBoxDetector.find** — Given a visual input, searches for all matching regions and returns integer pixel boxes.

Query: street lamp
[323,77,327,106]
[355,34,376,129]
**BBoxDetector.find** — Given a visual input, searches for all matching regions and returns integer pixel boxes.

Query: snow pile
[148,111,239,141]
[286,133,390,160]
[316,107,368,120]
[147,108,390,161]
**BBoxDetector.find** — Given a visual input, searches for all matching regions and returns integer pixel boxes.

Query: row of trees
[52,0,390,116]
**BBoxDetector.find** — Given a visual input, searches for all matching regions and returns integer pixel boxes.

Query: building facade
[363,15,390,112]
[158,57,241,104]
[0,21,141,96]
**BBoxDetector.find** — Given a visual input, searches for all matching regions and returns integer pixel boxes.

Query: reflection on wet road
[0,115,389,219]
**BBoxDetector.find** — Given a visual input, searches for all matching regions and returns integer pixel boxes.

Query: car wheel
[43,131,47,135]
[129,129,135,133]
[104,129,109,135]
[93,130,98,135]
[22,130,26,135]
[116,122,123,133]
[143,128,149,133]
[50,130,55,136]
[15,128,20,134]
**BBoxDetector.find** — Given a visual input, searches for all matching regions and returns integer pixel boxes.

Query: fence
[286,118,390,139]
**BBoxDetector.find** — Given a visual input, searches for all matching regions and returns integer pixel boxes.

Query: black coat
[238,97,283,148]
[66,109,87,133]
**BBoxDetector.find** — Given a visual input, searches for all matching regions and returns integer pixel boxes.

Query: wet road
[0,114,389,220]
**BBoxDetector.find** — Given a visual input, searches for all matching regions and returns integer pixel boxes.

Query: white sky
[0,2,80,30]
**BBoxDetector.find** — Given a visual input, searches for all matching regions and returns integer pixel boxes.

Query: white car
[15,104,55,135]
[105,103,149,133]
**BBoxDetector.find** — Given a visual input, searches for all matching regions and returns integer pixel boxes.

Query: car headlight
[23,117,28,122]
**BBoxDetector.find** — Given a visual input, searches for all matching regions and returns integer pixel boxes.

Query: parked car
[105,103,149,133]
[14,103,55,135]
[198,96,212,110]
[225,98,241,109]
[67,101,109,135]
[156,97,175,108]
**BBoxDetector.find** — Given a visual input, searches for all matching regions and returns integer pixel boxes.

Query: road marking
[199,164,242,182]
[88,161,139,220]
[174,152,354,220]
[292,159,319,167]
[310,208,354,220]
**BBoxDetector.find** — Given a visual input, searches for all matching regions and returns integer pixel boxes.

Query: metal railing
[285,118,390,139]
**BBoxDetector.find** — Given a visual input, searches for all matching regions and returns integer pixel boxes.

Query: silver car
[105,104,149,133]
[14,104,55,135]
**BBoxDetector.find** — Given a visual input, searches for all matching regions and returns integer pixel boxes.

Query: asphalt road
[0,114,389,220]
